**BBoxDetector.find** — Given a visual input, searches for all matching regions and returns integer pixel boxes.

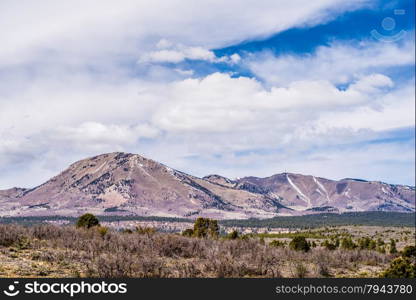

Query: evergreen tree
[402,245,416,258]
[390,239,398,254]
[193,217,219,238]
[380,257,415,278]
[289,236,310,252]
[76,213,100,229]
[227,230,239,240]
[340,237,356,250]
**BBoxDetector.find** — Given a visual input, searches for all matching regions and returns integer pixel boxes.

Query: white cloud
[2,68,411,187]
[151,72,396,133]
[317,81,415,132]
[1,0,415,189]
[139,45,217,64]
[0,0,370,68]
[138,40,243,64]
[229,54,242,64]
[51,122,159,147]
[247,39,415,86]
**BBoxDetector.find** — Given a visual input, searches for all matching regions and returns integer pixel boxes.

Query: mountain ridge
[0,152,414,219]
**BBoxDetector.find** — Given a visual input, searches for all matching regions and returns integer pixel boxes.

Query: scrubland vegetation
[1,211,414,228]
[0,215,414,278]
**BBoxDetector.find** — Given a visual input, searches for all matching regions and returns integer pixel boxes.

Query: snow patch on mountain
[286,174,312,208]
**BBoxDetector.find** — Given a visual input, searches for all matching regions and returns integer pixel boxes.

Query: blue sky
[216,0,415,55]
[0,0,414,188]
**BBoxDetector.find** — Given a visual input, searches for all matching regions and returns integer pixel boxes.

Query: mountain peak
[0,152,414,218]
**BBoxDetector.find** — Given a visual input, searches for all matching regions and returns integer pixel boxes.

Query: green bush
[76,213,100,229]
[269,240,285,248]
[402,245,416,258]
[380,257,415,278]
[358,237,371,250]
[368,240,377,250]
[226,230,239,240]
[96,226,108,237]
[136,226,156,235]
[376,238,385,246]
[289,236,310,252]
[389,239,398,254]
[340,237,356,250]
[322,240,337,251]
[377,246,386,254]
[15,236,31,250]
[182,228,194,237]
[208,219,220,238]
[240,234,250,241]
[193,218,219,238]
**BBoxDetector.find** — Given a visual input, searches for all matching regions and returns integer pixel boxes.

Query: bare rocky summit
[0,152,414,219]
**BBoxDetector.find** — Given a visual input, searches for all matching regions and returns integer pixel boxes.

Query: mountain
[234,174,415,213]
[0,153,288,219]
[0,152,414,219]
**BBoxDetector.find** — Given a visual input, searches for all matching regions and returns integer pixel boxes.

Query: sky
[0,0,414,189]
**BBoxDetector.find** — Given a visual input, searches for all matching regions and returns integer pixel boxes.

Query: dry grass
[0,224,401,278]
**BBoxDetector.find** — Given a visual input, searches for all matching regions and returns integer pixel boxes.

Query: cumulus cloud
[0,0,414,189]
[151,72,395,133]
[1,67,412,186]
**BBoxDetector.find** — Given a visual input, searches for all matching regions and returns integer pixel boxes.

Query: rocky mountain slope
[0,152,414,219]
[228,174,413,213]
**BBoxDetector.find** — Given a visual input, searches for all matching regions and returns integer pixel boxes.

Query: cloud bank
[0,0,414,188]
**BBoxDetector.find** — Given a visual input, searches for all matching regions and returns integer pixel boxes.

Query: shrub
[340,237,356,250]
[96,226,108,237]
[226,230,239,240]
[15,236,31,250]
[402,245,416,258]
[269,240,285,248]
[368,240,377,250]
[193,218,219,238]
[289,236,310,252]
[377,238,385,246]
[182,229,194,237]
[358,237,371,250]
[292,262,308,278]
[0,225,22,247]
[314,261,331,277]
[380,257,415,278]
[0,223,397,278]
[389,239,398,254]
[240,234,250,241]
[322,240,337,251]
[136,226,156,235]
[377,246,386,254]
[76,213,100,229]
[208,219,220,238]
